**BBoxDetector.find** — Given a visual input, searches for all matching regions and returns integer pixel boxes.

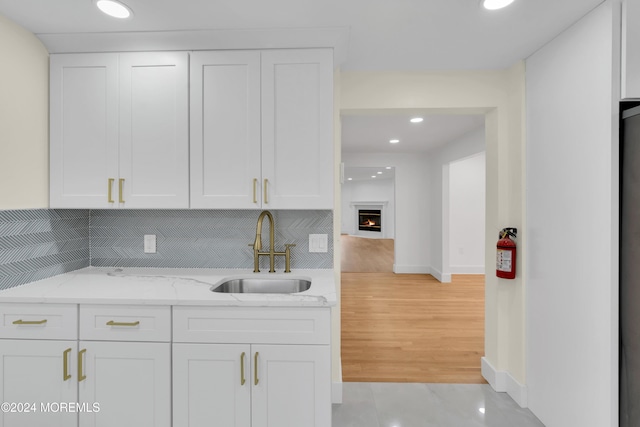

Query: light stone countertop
[0,267,337,307]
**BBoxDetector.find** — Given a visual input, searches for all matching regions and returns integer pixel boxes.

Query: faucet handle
[284,244,296,273]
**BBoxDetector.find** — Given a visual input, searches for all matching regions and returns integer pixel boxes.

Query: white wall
[525,1,619,426]
[0,14,49,209]
[428,127,485,280]
[342,151,429,273]
[449,152,485,274]
[341,177,395,238]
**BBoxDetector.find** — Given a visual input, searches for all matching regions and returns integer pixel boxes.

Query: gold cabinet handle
[108,178,115,203]
[254,352,259,385]
[78,349,87,382]
[106,320,140,327]
[263,179,269,204]
[12,319,47,325]
[240,352,246,385]
[63,348,72,381]
[119,178,125,203]
[253,178,258,204]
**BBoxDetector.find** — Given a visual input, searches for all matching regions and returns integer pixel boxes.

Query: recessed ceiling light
[386,166,392,169]
[410,117,424,123]
[377,171,382,174]
[96,0,133,18]
[347,178,353,181]
[482,0,515,10]
[389,139,400,144]
[371,176,376,178]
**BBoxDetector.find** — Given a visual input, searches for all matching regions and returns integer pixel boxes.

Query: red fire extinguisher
[496,228,517,279]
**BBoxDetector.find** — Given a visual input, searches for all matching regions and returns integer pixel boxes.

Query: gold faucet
[252,210,295,273]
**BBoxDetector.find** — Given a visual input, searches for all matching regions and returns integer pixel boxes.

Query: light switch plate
[309,234,328,253]
[144,234,157,254]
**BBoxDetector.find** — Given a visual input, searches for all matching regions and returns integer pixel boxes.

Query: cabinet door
[173,343,251,427]
[190,51,262,209]
[0,340,78,427]
[261,49,334,209]
[78,341,170,427]
[251,345,330,427]
[50,54,119,209]
[119,52,189,208]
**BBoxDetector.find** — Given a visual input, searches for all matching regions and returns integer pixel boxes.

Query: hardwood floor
[341,272,486,384]
[340,235,394,273]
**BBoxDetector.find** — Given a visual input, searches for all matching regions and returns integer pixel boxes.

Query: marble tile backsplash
[90,209,333,270]
[0,209,333,289]
[0,209,90,290]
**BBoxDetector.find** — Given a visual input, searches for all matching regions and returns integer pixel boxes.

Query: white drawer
[80,305,171,342]
[173,307,330,345]
[0,303,77,340]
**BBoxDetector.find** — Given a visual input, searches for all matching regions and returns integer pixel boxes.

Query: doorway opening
[340,111,486,384]
[340,166,395,273]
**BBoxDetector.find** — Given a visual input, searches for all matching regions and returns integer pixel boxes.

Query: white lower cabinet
[78,341,171,427]
[0,304,331,427]
[0,304,171,427]
[173,343,330,427]
[0,340,78,427]
[251,344,331,427]
[173,343,251,427]
[172,306,332,427]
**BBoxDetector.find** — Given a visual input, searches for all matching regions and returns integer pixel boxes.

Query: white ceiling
[342,114,485,153]
[0,0,602,154]
[0,0,604,70]
[344,166,395,182]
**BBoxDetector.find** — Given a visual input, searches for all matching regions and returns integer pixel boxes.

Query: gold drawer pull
[263,179,269,204]
[108,178,115,203]
[106,320,140,327]
[119,178,125,203]
[240,352,246,385]
[63,348,72,381]
[78,349,87,382]
[254,352,259,385]
[253,178,258,204]
[13,319,47,325]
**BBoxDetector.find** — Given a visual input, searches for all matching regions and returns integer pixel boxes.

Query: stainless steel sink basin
[211,278,312,294]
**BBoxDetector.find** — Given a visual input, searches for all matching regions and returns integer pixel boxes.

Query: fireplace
[358,209,381,232]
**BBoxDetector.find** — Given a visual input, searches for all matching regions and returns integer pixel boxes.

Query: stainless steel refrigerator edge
[619,105,640,427]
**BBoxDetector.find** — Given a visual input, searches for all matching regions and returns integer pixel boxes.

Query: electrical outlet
[144,234,157,254]
[309,234,328,253]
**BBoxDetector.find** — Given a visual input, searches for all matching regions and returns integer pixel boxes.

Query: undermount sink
[211,277,312,294]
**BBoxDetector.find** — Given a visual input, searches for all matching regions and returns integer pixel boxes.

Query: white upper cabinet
[191,49,334,209]
[50,52,189,209]
[261,49,334,210]
[190,51,262,209]
[118,53,189,208]
[52,48,332,210]
[50,54,119,209]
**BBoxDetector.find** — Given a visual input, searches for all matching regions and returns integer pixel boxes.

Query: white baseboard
[449,265,485,274]
[481,357,528,408]
[332,381,343,404]
[429,267,452,283]
[332,362,343,404]
[393,264,431,274]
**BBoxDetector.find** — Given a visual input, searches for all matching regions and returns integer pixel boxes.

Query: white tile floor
[333,383,545,427]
